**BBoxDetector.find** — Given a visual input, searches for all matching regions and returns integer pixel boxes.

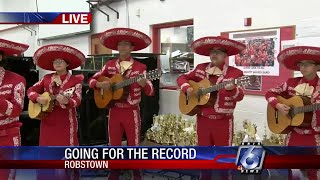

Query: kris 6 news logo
[235,142,266,174]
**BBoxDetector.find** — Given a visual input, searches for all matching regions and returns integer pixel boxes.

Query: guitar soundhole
[111,85,116,92]
[288,109,294,119]
[197,89,203,102]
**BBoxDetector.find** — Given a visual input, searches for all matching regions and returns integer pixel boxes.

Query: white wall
[1,0,37,12]
[2,0,320,137]
[0,25,37,56]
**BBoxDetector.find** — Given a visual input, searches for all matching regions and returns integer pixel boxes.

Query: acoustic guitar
[94,69,161,108]
[179,76,254,116]
[28,87,75,120]
[267,96,316,134]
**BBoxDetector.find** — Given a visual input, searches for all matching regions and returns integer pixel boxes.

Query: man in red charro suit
[27,44,85,146]
[177,36,246,180]
[265,46,320,180]
[88,28,154,180]
[0,38,28,180]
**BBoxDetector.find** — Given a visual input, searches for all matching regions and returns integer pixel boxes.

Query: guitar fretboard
[200,79,236,95]
[112,74,145,90]
[293,103,320,114]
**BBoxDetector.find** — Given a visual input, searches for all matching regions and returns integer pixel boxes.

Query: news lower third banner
[0,146,320,170]
[0,12,92,24]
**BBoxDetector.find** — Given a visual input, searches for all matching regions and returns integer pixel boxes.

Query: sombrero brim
[191,36,246,56]
[0,39,29,56]
[100,28,151,51]
[278,46,320,71]
[33,44,85,71]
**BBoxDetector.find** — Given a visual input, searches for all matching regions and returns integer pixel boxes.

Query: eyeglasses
[297,62,316,68]
[53,59,66,65]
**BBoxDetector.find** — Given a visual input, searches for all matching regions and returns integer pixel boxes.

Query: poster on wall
[244,76,262,91]
[221,26,295,96]
[228,28,281,76]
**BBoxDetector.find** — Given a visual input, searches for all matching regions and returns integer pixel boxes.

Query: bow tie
[205,66,222,75]
[119,61,133,75]
[53,75,62,86]
[294,83,314,97]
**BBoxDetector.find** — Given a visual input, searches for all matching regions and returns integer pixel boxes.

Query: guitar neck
[201,79,235,95]
[113,74,145,90]
[294,103,320,114]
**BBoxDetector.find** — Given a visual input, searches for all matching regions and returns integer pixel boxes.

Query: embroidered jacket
[27,73,83,146]
[0,67,26,130]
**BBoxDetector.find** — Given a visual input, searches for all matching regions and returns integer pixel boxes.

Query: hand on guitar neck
[276,103,291,116]
[185,81,235,97]
[56,94,69,105]
[224,82,236,91]
[137,78,147,87]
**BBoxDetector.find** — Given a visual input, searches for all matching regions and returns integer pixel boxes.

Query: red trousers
[197,115,233,180]
[0,127,20,180]
[108,106,141,146]
[108,106,142,180]
[286,131,320,180]
[197,114,233,146]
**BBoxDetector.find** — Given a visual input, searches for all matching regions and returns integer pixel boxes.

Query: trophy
[242,120,261,143]
[145,114,197,146]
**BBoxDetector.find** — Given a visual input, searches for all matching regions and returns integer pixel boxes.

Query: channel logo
[236,142,265,174]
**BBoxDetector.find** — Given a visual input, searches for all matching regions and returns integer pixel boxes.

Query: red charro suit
[266,76,320,180]
[177,63,244,146]
[27,73,83,146]
[0,67,26,180]
[89,57,154,146]
[177,63,243,180]
[88,57,154,180]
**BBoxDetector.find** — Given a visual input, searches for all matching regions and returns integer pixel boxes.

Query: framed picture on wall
[90,33,112,55]
[244,76,262,91]
[221,26,295,95]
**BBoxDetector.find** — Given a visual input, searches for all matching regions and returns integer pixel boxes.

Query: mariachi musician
[0,38,28,180]
[88,27,154,180]
[27,44,85,146]
[177,36,246,179]
[265,46,320,180]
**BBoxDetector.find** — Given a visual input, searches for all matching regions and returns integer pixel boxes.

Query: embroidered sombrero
[33,44,86,71]
[100,28,151,51]
[277,46,320,71]
[0,38,29,56]
[191,36,246,56]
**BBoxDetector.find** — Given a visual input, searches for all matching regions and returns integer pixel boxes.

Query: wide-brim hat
[277,46,320,71]
[33,44,85,71]
[191,36,246,56]
[0,38,29,56]
[100,28,151,51]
